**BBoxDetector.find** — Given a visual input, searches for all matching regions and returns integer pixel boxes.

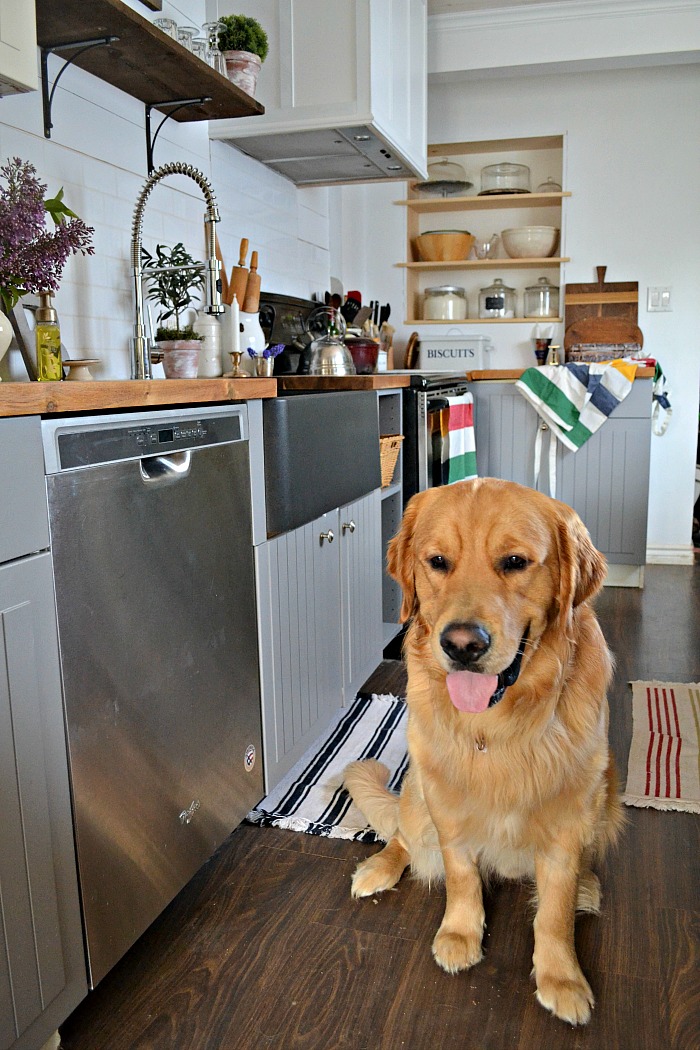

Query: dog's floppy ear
[555,506,607,624]
[387,491,427,622]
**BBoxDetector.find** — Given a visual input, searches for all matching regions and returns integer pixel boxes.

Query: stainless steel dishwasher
[42,404,263,987]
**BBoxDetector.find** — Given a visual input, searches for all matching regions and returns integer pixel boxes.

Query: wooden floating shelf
[403,318,564,326]
[35,0,264,122]
[398,257,569,270]
[395,192,570,212]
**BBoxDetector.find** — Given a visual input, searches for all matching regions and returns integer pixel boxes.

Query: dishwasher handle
[139,450,192,485]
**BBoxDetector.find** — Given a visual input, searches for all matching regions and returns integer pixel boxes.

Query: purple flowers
[0,157,95,314]
[246,343,284,360]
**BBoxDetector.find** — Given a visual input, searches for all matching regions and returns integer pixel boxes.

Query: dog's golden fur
[345,478,623,1026]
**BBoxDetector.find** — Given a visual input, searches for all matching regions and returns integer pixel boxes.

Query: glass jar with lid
[423,285,468,321]
[524,276,560,318]
[478,278,516,318]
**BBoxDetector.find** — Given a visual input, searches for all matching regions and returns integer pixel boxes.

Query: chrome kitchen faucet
[130,162,224,380]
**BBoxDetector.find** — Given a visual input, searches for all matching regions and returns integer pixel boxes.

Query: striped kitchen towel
[516,360,638,453]
[447,392,477,483]
[515,361,637,496]
[623,681,700,814]
[246,693,408,841]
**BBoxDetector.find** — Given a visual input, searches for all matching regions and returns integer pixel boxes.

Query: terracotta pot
[158,340,201,379]
[223,50,262,96]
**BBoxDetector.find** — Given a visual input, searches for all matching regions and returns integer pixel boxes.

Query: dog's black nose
[440,621,491,668]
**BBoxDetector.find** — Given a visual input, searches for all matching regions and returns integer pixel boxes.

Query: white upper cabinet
[0,0,37,95]
[209,0,427,185]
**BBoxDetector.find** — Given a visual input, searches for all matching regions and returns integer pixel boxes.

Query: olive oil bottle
[36,291,62,381]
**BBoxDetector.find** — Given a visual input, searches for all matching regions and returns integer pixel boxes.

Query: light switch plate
[647,286,672,312]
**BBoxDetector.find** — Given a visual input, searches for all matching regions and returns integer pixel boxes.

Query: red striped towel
[623,681,700,813]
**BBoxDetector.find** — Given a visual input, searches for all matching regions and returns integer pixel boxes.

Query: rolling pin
[227,238,249,307]
[242,250,260,313]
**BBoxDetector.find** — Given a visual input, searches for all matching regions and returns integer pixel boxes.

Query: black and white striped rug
[246,693,408,842]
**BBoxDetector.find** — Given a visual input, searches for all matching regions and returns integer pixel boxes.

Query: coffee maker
[258,292,319,374]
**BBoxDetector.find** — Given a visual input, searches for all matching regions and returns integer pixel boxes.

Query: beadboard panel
[256,512,342,793]
[340,490,383,703]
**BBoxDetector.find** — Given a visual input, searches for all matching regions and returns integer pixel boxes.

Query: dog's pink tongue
[446,670,498,713]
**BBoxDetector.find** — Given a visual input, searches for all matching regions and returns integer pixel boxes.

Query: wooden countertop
[277,374,412,391]
[466,367,655,381]
[0,378,278,418]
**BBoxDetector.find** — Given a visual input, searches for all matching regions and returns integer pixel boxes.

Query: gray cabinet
[0,418,87,1050]
[378,389,404,645]
[256,491,382,792]
[340,491,383,703]
[471,378,652,568]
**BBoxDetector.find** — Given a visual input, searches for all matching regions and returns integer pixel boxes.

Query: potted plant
[216,15,268,97]
[142,242,205,378]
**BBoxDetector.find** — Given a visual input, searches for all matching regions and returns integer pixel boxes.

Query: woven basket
[380,434,404,488]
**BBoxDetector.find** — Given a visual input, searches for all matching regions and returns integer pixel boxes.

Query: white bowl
[501,226,559,259]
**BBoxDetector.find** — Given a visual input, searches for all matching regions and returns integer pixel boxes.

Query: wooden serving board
[564,317,644,350]
[565,265,638,326]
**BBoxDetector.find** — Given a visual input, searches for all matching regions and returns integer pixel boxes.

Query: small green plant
[216,15,269,61]
[141,242,205,340]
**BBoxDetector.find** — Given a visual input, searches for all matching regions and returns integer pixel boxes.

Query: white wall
[0,0,330,381]
[332,62,700,559]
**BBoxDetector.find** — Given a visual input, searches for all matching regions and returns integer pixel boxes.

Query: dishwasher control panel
[42,406,246,473]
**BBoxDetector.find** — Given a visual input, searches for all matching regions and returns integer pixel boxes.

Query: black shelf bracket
[41,36,119,139]
[145,97,212,174]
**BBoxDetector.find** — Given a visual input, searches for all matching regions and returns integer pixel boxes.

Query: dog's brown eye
[428,555,449,572]
[502,554,528,573]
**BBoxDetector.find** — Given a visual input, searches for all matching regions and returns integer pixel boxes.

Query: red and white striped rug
[623,681,700,813]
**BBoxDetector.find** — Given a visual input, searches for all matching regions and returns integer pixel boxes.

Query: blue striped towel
[516,360,638,452]
[515,361,638,496]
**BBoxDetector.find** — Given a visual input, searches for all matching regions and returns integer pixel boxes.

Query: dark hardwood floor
[59,565,700,1050]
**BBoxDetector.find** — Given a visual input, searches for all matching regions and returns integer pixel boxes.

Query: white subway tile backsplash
[1,45,330,380]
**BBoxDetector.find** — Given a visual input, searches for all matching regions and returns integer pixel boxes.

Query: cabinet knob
[342,520,356,535]
[319,529,334,545]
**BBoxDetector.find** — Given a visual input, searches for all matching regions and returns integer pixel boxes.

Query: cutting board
[564,316,644,350]
[565,265,638,326]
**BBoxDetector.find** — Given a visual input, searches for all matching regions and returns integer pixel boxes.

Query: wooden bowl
[413,230,474,262]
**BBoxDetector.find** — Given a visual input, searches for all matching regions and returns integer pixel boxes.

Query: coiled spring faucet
[130,162,224,380]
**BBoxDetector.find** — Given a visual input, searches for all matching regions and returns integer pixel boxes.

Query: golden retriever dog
[345,478,623,1026]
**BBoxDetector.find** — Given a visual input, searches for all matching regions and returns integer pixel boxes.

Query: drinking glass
[202,21,226,75]
[153,17,178,40]
[191,37,207,62]
[177,26,198,51]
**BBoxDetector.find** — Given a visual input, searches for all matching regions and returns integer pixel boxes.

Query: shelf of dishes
[34,0,265,123]
[395,191,571,212]
[399,258,569,270]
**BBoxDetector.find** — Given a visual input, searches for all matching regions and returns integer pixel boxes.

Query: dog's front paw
[351,854,401,898]
[432,928,483,974]
[535,971,594,1026]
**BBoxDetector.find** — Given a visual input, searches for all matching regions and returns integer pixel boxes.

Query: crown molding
[429,0,700,32]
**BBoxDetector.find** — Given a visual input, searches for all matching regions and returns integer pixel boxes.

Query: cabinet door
[0,0,37,95]
[0,553,86,1050]
[256,511,342,792]
[472,380,651,563]
[472,382,537,486]
[340,491,383,703]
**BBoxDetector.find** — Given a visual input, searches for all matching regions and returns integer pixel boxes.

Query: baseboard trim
[605,564,644,588]
[646,545,695,566]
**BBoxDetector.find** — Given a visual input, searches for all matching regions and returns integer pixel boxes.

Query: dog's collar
[487,626,529,708]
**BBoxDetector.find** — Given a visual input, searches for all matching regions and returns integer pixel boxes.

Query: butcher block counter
[0,377,277,418]
[466,367,655,381]
[277,374,411,391]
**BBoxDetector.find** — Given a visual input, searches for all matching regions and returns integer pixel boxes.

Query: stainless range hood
[208,0,427,186]
[216,123,417,186]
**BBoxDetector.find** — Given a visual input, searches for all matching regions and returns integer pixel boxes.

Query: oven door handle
[139,450,192,486]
